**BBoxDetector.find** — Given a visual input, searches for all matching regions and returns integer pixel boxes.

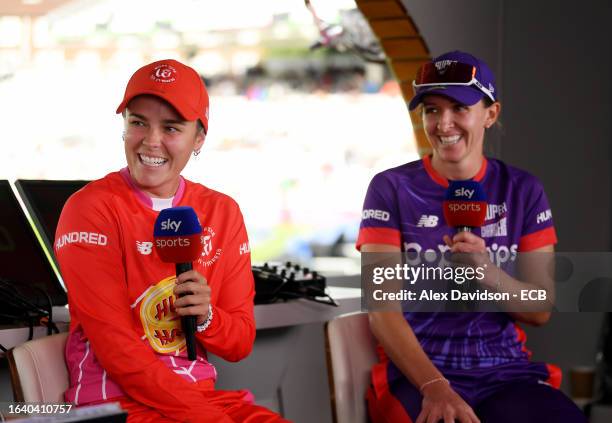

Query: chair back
[7,332,69,402]
[326,312,377,423]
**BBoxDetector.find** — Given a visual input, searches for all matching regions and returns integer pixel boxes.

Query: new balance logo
[136,241,153,255]
[417,215,439,228]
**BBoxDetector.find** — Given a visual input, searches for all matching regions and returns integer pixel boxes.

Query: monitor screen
[0,180,68,306]
[15,179,89,257]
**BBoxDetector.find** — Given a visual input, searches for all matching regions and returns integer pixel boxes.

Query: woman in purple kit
[357,51,587,423]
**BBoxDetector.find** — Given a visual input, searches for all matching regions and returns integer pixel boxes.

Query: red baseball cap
[116,59,209,132]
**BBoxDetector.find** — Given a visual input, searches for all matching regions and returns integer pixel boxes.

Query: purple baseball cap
[408,51,497,110]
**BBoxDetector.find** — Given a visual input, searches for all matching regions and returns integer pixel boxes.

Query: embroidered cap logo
[151,64,177,83]
[434,60,456,75]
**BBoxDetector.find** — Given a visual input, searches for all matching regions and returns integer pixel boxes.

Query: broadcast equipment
[442,180,488,311]
[15,179,89,267]
[153,206,203,361]
[253,261,337,306]
[0,180,67,306]
[0,181,66,349]
[443,180,488,232]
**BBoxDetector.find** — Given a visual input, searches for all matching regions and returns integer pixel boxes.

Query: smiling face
[422,95,500,178]
[123,95,205,198]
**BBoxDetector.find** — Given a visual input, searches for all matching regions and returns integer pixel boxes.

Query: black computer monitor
[0,180,68,306]
[15,179,89,261]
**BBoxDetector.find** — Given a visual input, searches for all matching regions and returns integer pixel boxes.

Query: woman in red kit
[55,59,290,422]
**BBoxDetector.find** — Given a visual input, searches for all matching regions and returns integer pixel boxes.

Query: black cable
[27,314,34,341]
[0,278,54,337]
[32,285,55,335]
[0,278,52,317]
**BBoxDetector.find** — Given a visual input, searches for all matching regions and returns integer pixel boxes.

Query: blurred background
[0,0,419,275]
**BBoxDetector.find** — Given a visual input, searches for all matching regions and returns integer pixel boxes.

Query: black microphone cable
[0,278,58,347]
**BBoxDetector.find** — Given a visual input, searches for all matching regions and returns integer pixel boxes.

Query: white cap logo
[151,64,177,83]
[434,60,457,74]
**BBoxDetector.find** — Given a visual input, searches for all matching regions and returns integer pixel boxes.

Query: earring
[193,150,201,157]
[122,131,126,141]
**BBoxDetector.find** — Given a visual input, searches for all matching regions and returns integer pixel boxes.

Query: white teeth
[139,154,167,166]
[439,135,461,145]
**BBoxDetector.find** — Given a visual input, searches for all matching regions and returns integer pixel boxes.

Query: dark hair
[482,96,495,108]
[197,120,206,134]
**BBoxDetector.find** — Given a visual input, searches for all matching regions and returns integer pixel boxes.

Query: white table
[214,286,362,423]
[0,287,360,347]
[254,286,362,329]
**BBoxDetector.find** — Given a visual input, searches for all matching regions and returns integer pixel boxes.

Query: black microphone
[153,206,203,361]
[442,180,488,311]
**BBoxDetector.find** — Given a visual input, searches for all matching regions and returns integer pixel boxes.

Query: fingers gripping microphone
[443,180,487,232]
[443,180,487,312]
[153,206,203,361]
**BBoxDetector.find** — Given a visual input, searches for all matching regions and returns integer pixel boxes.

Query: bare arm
[362,243,480,423]
[445,233,554,326]
[506,244,554,326]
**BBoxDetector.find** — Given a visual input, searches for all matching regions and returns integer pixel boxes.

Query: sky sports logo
[155,237,191,248]
[447,203,482,212]
[159,218,182,232]
[453,187,475,199]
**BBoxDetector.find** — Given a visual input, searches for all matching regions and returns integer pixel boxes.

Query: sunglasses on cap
[413,61,496,103]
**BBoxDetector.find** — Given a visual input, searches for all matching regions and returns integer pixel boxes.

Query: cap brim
[115,91,199,121]
[408,86,484,110]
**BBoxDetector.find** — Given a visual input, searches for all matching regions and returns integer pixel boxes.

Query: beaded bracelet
[196,304,213,333]
[419,377,449,393]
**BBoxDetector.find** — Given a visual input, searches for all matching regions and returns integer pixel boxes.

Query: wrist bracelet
[196,305,213,333]
[419,377,449,393]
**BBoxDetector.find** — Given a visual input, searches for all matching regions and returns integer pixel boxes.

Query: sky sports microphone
[153,206,203,361]
[443,180,487,232]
